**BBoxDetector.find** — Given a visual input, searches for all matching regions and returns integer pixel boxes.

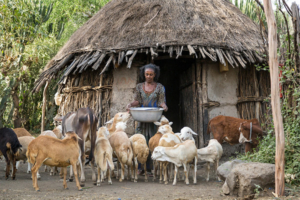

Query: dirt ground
[0,159,297,200]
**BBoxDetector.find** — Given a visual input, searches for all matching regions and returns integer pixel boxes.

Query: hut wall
[110,64,139,135]
[206,62,244,158]
[57,64,113,127]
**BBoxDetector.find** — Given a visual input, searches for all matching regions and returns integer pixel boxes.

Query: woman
[126,63,168,175]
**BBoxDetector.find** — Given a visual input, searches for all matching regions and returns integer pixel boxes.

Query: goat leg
[173,165,178,186]
[63,167,68,189]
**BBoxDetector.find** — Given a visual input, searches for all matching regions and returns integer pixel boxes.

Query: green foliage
[0,0,110,132]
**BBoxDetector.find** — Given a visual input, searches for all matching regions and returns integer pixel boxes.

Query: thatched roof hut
[35,0,270,151]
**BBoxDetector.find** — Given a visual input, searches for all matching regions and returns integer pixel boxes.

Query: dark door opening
[155,59,196,134]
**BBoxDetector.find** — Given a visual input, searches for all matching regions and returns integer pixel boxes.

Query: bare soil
[0,160,295,200]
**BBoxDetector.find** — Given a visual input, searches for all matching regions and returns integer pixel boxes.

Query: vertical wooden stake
[263,0,285,196]
[202,63,210,142]
[253,66,261,120]
[41,81,49,133]
[196,60,204,148]
[97,74,103,128]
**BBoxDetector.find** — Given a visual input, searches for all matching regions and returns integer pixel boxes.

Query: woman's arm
[126,101,140,111]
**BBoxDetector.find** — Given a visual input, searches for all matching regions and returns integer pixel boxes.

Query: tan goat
[108,122,133,182]
[27,132,82,191]
[129,134,149,182]
[94,127,114,186]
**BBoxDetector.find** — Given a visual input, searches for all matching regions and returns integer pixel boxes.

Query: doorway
[155,58,197,134]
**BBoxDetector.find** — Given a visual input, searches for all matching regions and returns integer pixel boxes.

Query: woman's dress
[134,82,166,143]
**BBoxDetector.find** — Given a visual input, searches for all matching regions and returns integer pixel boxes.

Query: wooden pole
[263,0,285,196]
[41,81,49,133]
[97,74,103,128]
[196,60,204,148]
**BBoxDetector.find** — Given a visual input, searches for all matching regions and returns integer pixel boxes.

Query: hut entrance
[155,59,197,136]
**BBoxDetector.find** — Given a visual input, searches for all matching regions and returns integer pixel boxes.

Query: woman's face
[144,68,155,83]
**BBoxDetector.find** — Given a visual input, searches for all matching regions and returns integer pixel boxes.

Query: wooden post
[263,0,285,196]
[97,74,103,128]
[253,66,261,120]
[196,60,204,148]
[202,63,210,142]
[41,81,49,133]
[192,64,197,144]
[291,3,300,71]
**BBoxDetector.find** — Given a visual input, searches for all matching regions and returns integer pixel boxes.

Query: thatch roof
[33,0,266,92]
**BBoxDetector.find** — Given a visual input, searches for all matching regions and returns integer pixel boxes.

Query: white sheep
[197,139,223,181]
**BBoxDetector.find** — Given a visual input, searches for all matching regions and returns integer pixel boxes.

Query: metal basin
[130,107,164,122]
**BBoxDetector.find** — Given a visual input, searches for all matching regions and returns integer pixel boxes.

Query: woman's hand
[160,103,168,112]
[126,103,132,112]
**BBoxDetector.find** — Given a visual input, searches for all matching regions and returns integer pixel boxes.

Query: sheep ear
[154,122,161,126]
[191,130,198,135]
[105,118,114,124]
[169,122,173,125]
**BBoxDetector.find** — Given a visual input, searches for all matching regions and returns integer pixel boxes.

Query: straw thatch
[33,0,266,92]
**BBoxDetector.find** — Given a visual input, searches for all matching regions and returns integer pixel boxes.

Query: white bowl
[130,107,164,122]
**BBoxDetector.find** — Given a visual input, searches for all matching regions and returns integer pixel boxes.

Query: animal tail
[207,120,211,135]
[104,151,114,171]
[127,147,133,166]
[26,147,37,165]
[88,107,96,163]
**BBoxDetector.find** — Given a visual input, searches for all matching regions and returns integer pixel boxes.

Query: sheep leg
[206,162,210,182]
[4,155,10,180]
[215,159,221,181]
[91,159,97,184]
[163,162,168,185]
[27,162,31,173]
[71,162,82,191]
[12,157,17,180]
[16,161,20,170]
[144,161,148,182]
[63,167,68,189]
[101,170,104,183]
[127,164,130,181]
[159,162,163,183]
[116,161,119,179]
[37,169,41,180]
[54,166,58,175]
[50,167,54,176]
[69,165,74,182]
[134,157,138,182]
[119,162,124,182]
[97,167,101,186]
[183,163,189,185]
[169,164,173,182]
[108,168,112,185]
[31,157,44,191]
[153,160,156,181]
[44,165,47,172]
[59,167,63,179]
[173,165,178,186]
[194,156,197,184]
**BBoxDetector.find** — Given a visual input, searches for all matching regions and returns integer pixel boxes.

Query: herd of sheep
[0,109,223,192]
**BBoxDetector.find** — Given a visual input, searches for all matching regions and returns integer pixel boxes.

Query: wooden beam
[192,63,197,145]
[97,75,103,128]
[202,63,210,141]
[263,0,285,196]
[41,81,49,133]
[253,66,261,120]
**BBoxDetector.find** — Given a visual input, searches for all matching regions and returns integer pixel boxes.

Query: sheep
[149,117,173,182]
[94,126,114,186]
[129,134,149,182]
[13,128,32,137]
[27,132,82,191]
[40,130,59,176]
[108,122,133,182]
[179,127,198,142]
[152,140,198,185]
[53,125,63,139]
[197,139,223,181]
[157,125,180,184]
[105,112,131,179]
[13,136,41,180]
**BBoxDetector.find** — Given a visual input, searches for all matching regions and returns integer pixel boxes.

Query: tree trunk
[12,81,21,128]
[263,0,285,196]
